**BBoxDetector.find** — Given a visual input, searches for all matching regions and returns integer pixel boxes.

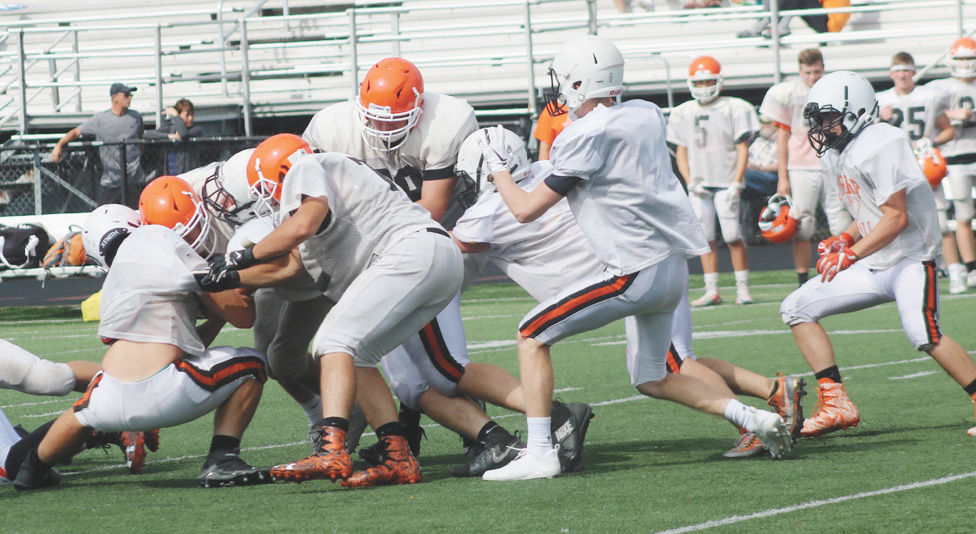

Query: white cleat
[750,407,792,459]
[482,447,561,481]
[950,276,967,295]
[968,269,976,288]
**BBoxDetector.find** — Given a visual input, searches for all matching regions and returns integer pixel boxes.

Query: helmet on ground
[247,133,312,217]
[949,37,976,78]
[455,127,531,196]
[202,148,265,224]
[357,57,424,152]
[82,204,141,270]
[139,176,218,258]
[758,194,798,244]
[687,55,722,104]
[803,71,878,156]
[547,35,624,115]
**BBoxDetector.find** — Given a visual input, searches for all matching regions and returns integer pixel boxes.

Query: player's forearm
[675,146,691,184]
[732,143,749,183]
[492,169,543,223]
[252,198,328,260]
[850,210,907,259]
[239,252,305,288]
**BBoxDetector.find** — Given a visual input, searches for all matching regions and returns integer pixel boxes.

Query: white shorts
[253,289,333,384]
[790,168,852,240]
[312,229,464,366]
[780,258,941,350]
[380,292,469,410]
[945,163,976,220]
[629,286,698,376]
[73,346,267,431]
[689,189,742,243]
[933,184,950,235]
[520,254,687,386]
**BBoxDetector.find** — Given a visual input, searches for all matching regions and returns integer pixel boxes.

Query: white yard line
[888,371,938,380]
[655,470,976,534]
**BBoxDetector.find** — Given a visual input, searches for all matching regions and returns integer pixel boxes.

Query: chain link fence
[0,138,267,215]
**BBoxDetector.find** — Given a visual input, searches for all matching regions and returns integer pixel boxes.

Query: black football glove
[194,269,241,292]
[209,247,258,282]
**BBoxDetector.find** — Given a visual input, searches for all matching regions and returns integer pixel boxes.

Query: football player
[760,48,853,286]
[784,71,976,438]
[454,127,804,460]
[876,51,959,291]
[479,36,792,481]
[200,134,465,487]
[302,56,479,445]
[668,56,759,306]
[12,203,271,490]
[926,38,976,288]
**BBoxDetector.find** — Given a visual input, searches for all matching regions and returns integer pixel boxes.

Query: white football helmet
[803,71,878,156]
[455,127,530,196]
[82,203,141,270]
[548,35,624,117]
[202,148,267,225]
[949,37,976,78]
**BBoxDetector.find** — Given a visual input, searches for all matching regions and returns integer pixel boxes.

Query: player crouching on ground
[12,201,271,491]
[782,71,976,438]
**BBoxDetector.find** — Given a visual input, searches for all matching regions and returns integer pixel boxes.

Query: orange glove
[817,232,855,257]
[816,247,858,282]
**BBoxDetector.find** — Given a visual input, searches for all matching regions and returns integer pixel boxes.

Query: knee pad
[953,199,975,222]
[14,359,75,397]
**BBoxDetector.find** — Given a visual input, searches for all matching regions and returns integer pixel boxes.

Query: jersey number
[889,106,925,140]
[694,115,710,149]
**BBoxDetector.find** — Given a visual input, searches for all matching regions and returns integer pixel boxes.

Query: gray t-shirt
[79,109,145,186]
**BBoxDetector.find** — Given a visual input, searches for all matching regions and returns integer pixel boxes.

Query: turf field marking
[889,370,938,380]
[591,328,903,346]
[0,397,74,409]
[655,470,976,534]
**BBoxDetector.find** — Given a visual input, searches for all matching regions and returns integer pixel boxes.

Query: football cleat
[751,407,792,459]
[12,455,61,491]
[801,382,860,437]
[735,285,753,305]
[767,373,806,443]
[341,435,422,488]
[120,431,147,474]
[482,446,561,481]
[967,269,976,288]
[271,425,352,483]
[198,449,273,488]
[949,276,967,295]
[450,431,524,477]
[691,292,722,307]
[551,401,594,473]
[722,430,765,458]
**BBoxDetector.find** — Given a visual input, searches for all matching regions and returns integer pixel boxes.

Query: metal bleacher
[0,0,970,135]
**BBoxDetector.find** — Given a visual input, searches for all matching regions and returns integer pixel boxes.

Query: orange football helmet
[247,133,312,216]
[139,176,218,258]
[917,146,947,187]
[357,57,424,152]
[949,37,976,78]
[758,194,798,244]
[687,55,722,104]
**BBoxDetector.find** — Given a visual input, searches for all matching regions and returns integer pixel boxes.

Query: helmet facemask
[357,88,423,152]
[804,71,879,157]
[174,191,219,259]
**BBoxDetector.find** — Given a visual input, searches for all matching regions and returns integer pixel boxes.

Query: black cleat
[550,401,594,473]
[198,449,273,488]
[13,456,61,491]
[450,432,524,477]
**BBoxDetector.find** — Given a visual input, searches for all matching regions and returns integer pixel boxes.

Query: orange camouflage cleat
[801,381,860,437]
[767,373,806,442]
[341,435,421,488]
[271,425,352,483]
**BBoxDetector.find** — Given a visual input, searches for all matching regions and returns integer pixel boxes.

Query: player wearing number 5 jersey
[668,56,759,307]
[782,71,976,438]
[927,38,976,288]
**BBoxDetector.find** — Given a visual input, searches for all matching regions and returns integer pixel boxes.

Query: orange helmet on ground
[139,176,218,258]
[687,55,722,104]
[758,194,798,244]
[917,146,947,187]
[357,57,424,152]
[247,133,312,216]
[950,37,976,78]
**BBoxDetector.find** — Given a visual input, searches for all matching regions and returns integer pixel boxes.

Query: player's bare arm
[238,249,307,288]
[199,287,256,329]
[492,169,564,223]
[417,177,456,222]
[775,126,791,196]
[850,189,910,259]
[675,145,691,186]
[733,140,749,184]
[934,112,956,146]
[251,195,329,261]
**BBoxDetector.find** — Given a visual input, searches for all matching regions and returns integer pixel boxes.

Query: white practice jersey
[302,92,478,204]
[759,78,820,170]
[228,218,320,302]
[876,85,949,142]
[453,161,607,302]
[549,100,709,275]
[667,96,759,187]
[926,77,976,159]
[278,153,438,301]
[179,161,233,249]
[819,122,941,270]
[98,225,208,356]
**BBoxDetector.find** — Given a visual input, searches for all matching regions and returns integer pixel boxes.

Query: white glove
[689,181,709,197]
[478,125,510,175]
[725,181,744,211]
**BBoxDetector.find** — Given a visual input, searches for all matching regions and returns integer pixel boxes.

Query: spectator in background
[737,0,828,38]
[745,117,779,196]
[51,82,145,208]
[532,103,569,161]
[145,98,204,175]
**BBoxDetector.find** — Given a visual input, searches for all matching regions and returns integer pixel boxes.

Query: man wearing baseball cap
[52,82,145,207]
